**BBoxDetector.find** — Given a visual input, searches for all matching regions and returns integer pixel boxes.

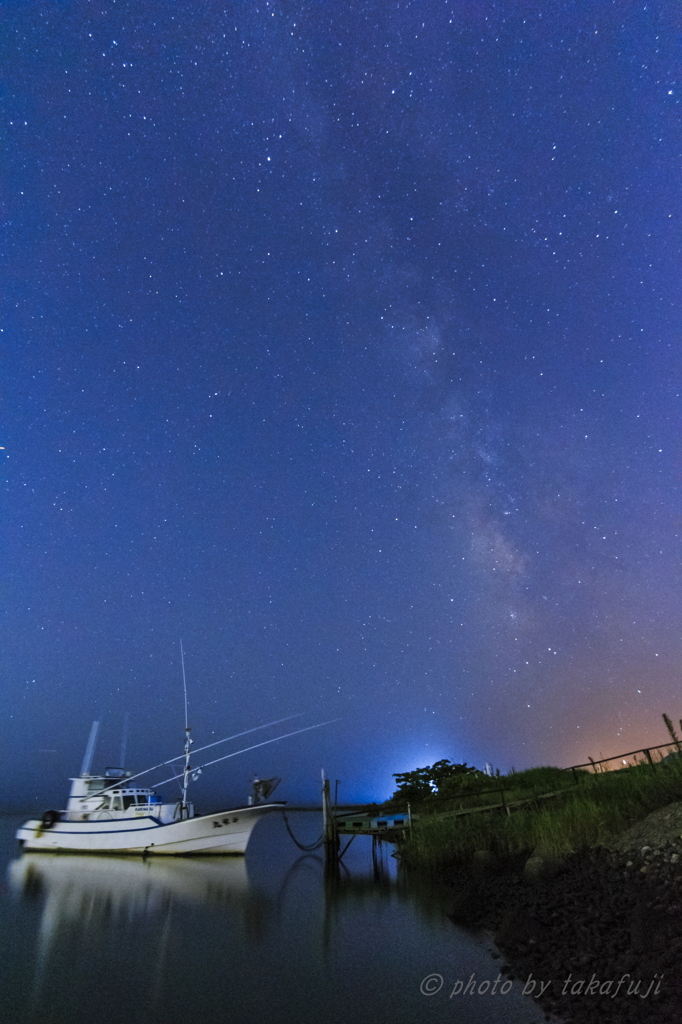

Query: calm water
[1,811,547,1024]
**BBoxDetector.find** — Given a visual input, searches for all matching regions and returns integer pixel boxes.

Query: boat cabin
[65,771,191,823]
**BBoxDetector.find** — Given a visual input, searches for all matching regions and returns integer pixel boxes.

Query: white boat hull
[16,803,284,856]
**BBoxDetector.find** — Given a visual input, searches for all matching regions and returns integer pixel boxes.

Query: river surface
[1,811,548,1024]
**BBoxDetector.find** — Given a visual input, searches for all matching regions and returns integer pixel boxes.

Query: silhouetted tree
[392,759,481,800]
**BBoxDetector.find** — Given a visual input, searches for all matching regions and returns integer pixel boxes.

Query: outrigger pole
[87,712,305,796]
[152,719,341,789]
[85,642,337,805]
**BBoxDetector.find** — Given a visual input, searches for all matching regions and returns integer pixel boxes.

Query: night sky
[3,0,680,811]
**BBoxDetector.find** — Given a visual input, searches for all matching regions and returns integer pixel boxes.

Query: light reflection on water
[1,812,546,1024]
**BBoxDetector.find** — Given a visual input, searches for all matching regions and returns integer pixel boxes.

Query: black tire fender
[41,809,61,830]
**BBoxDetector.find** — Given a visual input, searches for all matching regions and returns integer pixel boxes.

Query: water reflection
[2,817,547,1024]
[9,851,252,911]
[7,853,270,1018]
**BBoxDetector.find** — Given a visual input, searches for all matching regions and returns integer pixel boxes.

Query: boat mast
[180,639,192,819]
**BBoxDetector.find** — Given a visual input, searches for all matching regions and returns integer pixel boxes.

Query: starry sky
[2,0,680,810]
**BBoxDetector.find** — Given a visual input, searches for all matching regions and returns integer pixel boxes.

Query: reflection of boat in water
[8,852,252,918]
[7,851,273,1008]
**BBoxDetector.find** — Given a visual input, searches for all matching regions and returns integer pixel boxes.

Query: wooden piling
[322,776,339,870]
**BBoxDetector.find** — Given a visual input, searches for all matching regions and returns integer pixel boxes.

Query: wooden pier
[333,808,416,838]
[321,782,571,868]
[321,777,416,870]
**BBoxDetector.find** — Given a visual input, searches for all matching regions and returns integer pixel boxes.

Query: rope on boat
[282,810,324,851]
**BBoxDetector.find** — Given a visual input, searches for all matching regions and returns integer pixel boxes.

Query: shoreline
[431,801,682,1023]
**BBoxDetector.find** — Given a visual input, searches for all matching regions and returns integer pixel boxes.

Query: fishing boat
[15,760,285,856]
[17,649,335,856]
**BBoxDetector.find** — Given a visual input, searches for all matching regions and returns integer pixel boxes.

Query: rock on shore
[440,804,682,1023]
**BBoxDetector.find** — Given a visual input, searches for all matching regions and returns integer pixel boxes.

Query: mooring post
[322,775,338,868]
[321,768,328,837]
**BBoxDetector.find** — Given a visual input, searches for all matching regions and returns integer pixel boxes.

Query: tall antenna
[180,640,192,818]
[119,712,129,770]
[180,639,189,732]
[80,721,100,777]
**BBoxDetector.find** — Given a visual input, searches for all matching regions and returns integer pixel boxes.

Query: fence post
[645,749,655,768]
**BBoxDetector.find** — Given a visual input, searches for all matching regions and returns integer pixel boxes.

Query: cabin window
[122,795,137,810]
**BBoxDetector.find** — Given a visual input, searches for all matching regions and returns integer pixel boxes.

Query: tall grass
[399,756,682,870]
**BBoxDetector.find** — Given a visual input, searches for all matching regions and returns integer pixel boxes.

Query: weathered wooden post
[321,768,328,837]
[322,773,339,871]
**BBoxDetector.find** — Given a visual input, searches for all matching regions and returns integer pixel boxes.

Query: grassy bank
[397,754,682,870]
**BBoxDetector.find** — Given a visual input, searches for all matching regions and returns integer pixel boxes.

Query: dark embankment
[393,760,682,1022]
[432,818,682,1024]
